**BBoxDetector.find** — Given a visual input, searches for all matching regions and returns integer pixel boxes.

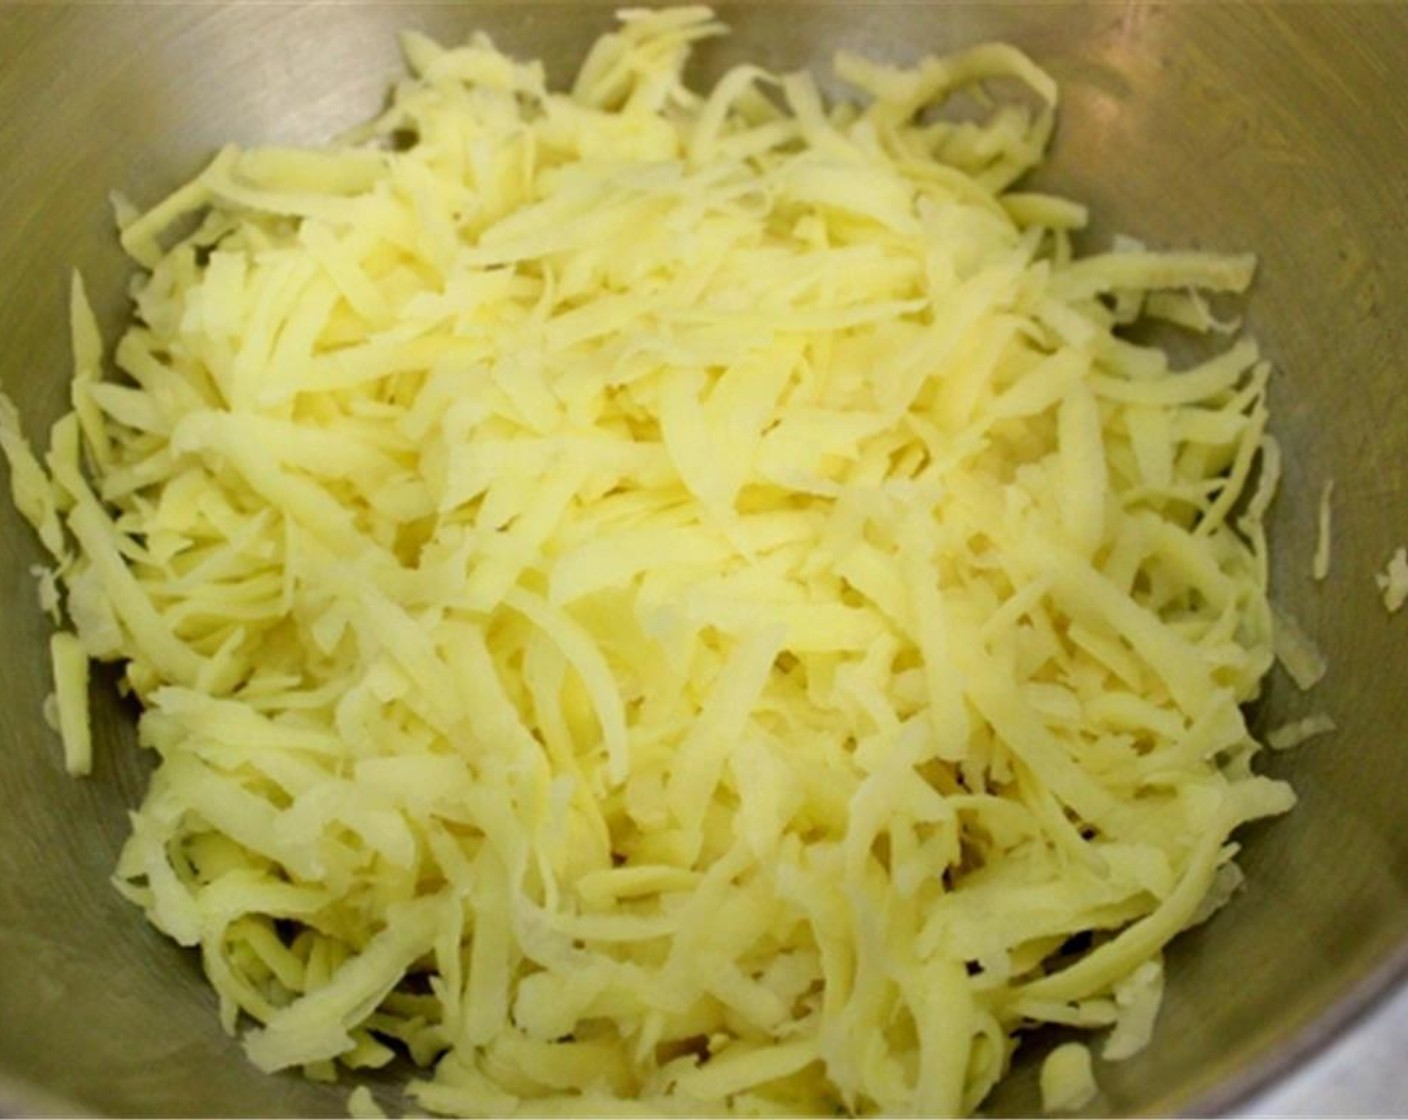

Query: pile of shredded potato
[0,8,1297,1116]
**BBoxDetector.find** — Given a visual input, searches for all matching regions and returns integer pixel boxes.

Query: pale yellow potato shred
[1,8,1294,1116]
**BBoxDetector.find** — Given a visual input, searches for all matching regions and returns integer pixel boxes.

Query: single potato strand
[0,7,1291,1116]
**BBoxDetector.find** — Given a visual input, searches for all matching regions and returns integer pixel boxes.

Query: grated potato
[0,8,1294,1116]
[1378,546,1408,613]
[1312,479,1333,582]
[1039,1042,1098,1113]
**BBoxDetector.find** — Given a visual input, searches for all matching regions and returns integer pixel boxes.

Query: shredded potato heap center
[1,8,1293,1116]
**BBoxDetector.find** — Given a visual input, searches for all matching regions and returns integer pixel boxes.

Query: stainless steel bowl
[2,4,1406,1116]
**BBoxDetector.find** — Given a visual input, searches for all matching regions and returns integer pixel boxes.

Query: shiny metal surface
[1244,981,1408,1117]
[1,3,1406,1116]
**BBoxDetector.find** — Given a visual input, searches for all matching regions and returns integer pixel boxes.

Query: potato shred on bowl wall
[0,8,1296,1116]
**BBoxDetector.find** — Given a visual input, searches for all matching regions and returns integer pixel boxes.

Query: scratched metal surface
[0,3,1405,1116]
